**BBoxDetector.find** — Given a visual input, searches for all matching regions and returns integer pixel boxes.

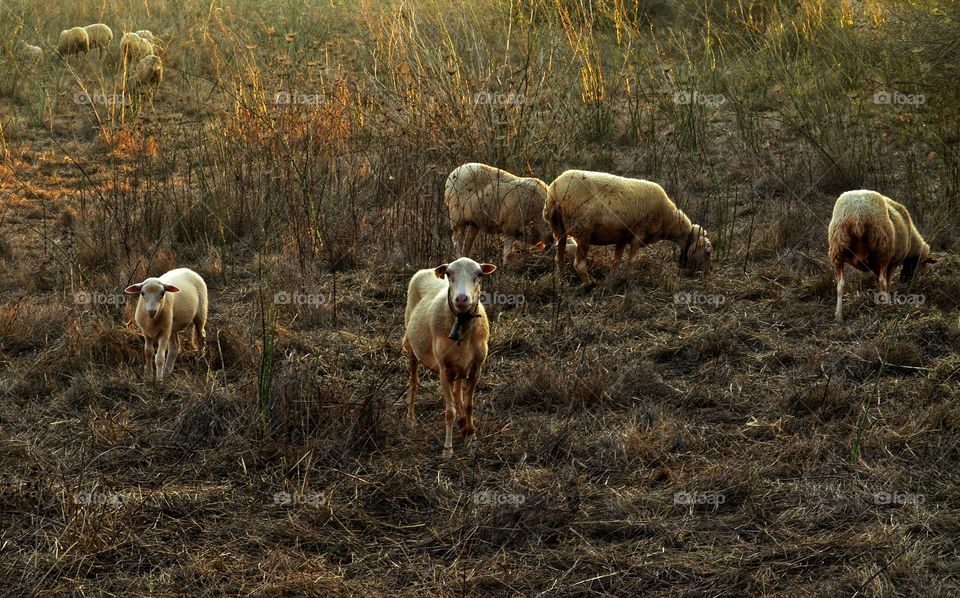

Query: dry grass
[0,0,958,595]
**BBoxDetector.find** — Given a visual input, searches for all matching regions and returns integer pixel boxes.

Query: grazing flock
[116,161,937,456]
[19,23,164,88]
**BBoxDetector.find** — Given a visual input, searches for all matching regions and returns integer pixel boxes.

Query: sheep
[134,30,155,43]
[120,32,152,65]
[828,189,937,321]
[403,257,497,457]
[134,54,163,87]
[444,162,552,263]
[83,23,113,58]
[124,268,208,382]
[544,169,714,285]
[56,27,90,57]
[18,41,43,60]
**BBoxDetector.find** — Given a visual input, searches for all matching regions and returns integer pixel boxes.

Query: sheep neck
[447,296,480,342]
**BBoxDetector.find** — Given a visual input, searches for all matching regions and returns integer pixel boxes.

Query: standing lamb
[120,32,152,65]
[125,268,208,382]
[828,190,937,321]
[545,170,714,285]
[83,23,113,58]
[444,162,552,263]
[403,257,497,457]
[56,27,90,57]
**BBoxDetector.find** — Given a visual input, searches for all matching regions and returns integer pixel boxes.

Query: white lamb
[57,27,90,57]
[83,23,113,58]
[124,268,208,382]
[120,32,152,65]
[444,162,552,262]
[544,170,714,285]
[828,189,937,321]
[18,41,43,60]
[403,257,497,457]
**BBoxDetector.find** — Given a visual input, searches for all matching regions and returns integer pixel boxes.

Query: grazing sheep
[545,170,714,285]
[83,23,113,58]
[403,257,497,457]
[828,190,937,321]
[56,27,90,57]
[444,162,551,263]
[134,54,163,87]
[120,32,152,64]
[124,268,208,382]
[18,41,43,60]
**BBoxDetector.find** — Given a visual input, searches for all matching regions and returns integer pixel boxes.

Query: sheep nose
[454,294,470,309]
[147,309,158,318]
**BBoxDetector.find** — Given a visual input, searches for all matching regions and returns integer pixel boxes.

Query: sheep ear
[533,241,546,251]
[163,284,181,293]
[480,264,497,275]
[124,284,142,294]
[434,264,449,278]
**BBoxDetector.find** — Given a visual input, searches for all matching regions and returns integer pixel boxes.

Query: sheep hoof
[442,447,453,459]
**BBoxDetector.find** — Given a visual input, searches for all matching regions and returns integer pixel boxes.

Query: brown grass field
[1,0,959,595]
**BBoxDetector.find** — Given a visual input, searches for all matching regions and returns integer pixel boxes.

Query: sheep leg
[573,240,594,286]
[440,369,456,458]
[154,336,169,381]
[555,234,568,271]
[876,268,890,308]
[192,314,207,354]
[627,239,642,265]
[453,379,466,431]
[612,243,626,269]
[162,334,181,381]
[834,264,845,322]
[404,338,418,427]
[143,338,157,381]
[462,224,479,257]
[502,239,519,264]
[460,370,479,441]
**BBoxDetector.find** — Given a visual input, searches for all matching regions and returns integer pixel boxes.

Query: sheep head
[435,258,496,340]
[680,224,714,276]
[125,278,181,319]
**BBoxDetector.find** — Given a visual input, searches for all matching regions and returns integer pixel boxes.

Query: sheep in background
[18,41,43,60]
[134,30,156,43]
[125,268,208,382]
[56,27,89,57]
[134,54,163,87]
[83,23,113,58]
[120,32,152,65]
[545,170,713,285]
[403,257,497,458]
[444,163,552,263]
[828,189,937,321]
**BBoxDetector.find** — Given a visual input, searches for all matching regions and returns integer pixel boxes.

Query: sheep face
[434,257,496,315]
[125,278,182,318]
[900,248,938,283]
[680,225,714,275]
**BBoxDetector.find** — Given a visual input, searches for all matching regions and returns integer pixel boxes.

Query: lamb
[444,162,552,263]
[83,23,113,58]
[544,170,714,285]
[120,32,152,65]
[828,190,937,321]
[124,268,208,382]
[403,257,497,457]
[18,41,43,60]
[56,27,90,57]
[134,55,163,87]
